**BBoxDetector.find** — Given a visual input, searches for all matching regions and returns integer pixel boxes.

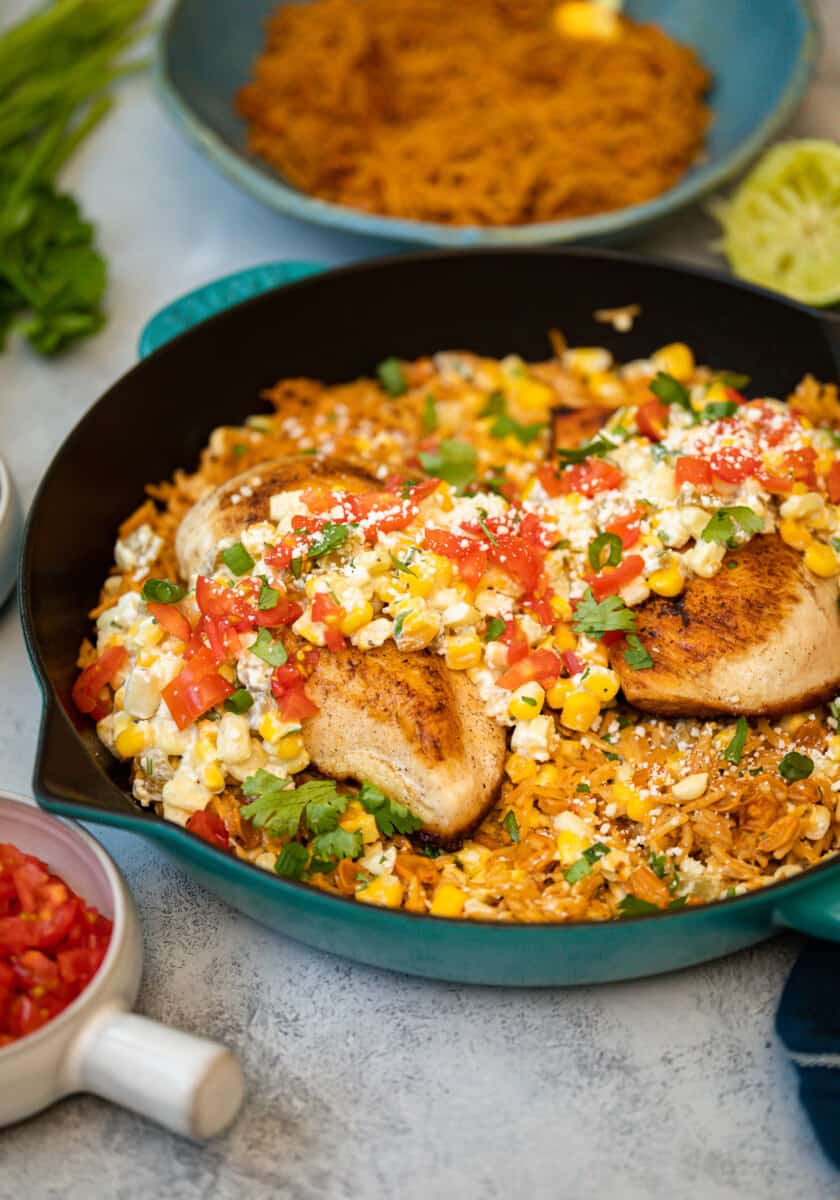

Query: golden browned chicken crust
[175,456,507,840]
[611,534,840,716]
[551,405,613,451]
[304,641,507,842]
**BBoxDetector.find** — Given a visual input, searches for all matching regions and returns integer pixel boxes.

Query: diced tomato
[500,619,529,665]
[161,645,234,730]
[496,649,563,690]
[542,458,624,498]
[71,645,127,719]
[186,808,230,851]
[195,575,254,630]
[146,601,191,643]
[726,387,747,406]
[709,446,761,484]
[828,461,840,504]
[562,650,584,677]
[636,398,668,441]
[0,841,113,1046]
[301,487,338,514]
[523,593,554,626]
[423,528,489,588]
[606,507,644,549]
[757,471,794,495]
[271,664,319,721]
[783,446,817,489]
[265,535,300,572]
[200,615,241,665]
[255,598,303,628]
[674,456,713,489]
[312,592,344,625]
[585,553,645,601]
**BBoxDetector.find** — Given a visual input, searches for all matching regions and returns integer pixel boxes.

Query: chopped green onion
[250,628,288,667]
[307,523,350,559]
[258,579,281,610]
[778,751,813,782]
[377,357,407,397]
[224,688,254,714]
[503,810,520,843]
[422,393,439,433]
[222,542,255,576]
[484,616,506,642]
[142,579,187,604]
[274,842,308,880]
[723,716,748,765]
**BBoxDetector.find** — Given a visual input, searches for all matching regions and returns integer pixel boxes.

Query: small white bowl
[0,455,21,607]
[0,793,244,1137]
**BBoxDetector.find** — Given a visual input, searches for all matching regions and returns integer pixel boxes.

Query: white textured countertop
[2,3,840,1196]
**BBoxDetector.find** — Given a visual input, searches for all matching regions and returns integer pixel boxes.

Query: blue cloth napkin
[777,940,840,1169]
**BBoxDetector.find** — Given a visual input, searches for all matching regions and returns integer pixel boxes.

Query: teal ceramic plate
[154,0,819,247]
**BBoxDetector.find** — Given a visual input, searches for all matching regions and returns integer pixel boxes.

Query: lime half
[712,140,840,307]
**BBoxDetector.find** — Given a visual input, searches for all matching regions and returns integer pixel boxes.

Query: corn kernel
[340,800,379,845]
[339,601,374,636]
[586,642,610,667]
[626,791,653,823]
[550,594,573,620]
[445,633,483,670]
[780,712,810,735]
[218,663,236,682]
[804,542,840,578]
[556,830,587,866]
[553,0,620,40]
[276,733,305,760]
[535,764,562,788]
[652,342,694,382]
[704,380,730,406]
[259,711,287,744]
[374,574,408,603]
[553,624,577,651]
[587,370,625,403]
[510,376,554,413]
[827,734,840,761]
[357,875,404,909]
[560,690,600,731]
[396,606,442,651]
[611,781,638,816]
[136,649,158,668]
[546,678,575,708]
[792,481,808,495]
[430,883,467,918]
[505,753,537,782]
[558,738,580,761]
[671,772,709,802]
[779,520,813,551]
[203,764,225,792]
[564,347,613,375]
[138,620,164,648]
[509,682,545,720]
[648,562,684,598]
[115,723,150,759]
[582,668,620,702]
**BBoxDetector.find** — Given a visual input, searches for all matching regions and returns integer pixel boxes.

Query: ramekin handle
[69,1005,245,1138]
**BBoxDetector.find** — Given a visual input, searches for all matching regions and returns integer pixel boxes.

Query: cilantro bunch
[0,0,151,355]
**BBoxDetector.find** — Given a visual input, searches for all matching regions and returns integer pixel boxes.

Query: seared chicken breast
[610,534,840,716]
[175,456,506,840]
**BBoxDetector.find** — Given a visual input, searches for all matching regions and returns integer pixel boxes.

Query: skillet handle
[773,873,840,942]
[138,260,326,358]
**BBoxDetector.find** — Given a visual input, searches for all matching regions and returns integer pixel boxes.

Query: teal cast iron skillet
[154,0,819,247]
[20,248,840,987]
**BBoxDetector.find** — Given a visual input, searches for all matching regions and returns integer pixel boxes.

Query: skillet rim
[19,243,840,934]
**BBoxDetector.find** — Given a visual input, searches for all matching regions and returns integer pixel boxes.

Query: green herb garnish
[142,578,187,604]
[308,828,363,867]
[222,542,255,576]
[778,751,814,782]
[358,780,423,836]
[649,372,693,414]
[723,716,748,765]
[418,439,478,492]
[274,842,308,880]
[307,522,351,559]
[503,810,520,843]
[714,371,750,390]
[377,356,407,396]
[224,688,254,714]
[701,506,763,545]
[390,550,417,577]
[564,842,609,884]
[617,895,660,917]
[250,628,288,667]
[623,635,653,671]
[258,579,280,610]
[422,393,438,433]
[576,783,590,794]
[556,437,612,465]
[484,616,506,642]
[572,588,637,640]
[700,400,739,422]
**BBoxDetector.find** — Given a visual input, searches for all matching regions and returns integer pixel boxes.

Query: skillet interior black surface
[21,247,840,822]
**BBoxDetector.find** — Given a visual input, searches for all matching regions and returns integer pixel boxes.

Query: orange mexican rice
[73,339,840,922]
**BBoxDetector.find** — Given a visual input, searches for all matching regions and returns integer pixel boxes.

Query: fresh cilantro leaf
[701,506,763,544]
[358,780,423,836]
[142,579,187,604]
[714,371,750,390]
[649,851,667,878]
[649,372,692,414]
[700,400,738,422]
[484,616,506,642]
[668,897,688,910]
[233,443,248,457]
[420,843,444,858]
[422,393,438,433]
[307,522,350,559]
[778,751,814,782]
[250,628,288,667]
[503,810,520,843]
[617,895,660,917]
[274,842,308,880]
[651,443,676,462]
[829,697,840,723]
[479,392,507,418]
[418,439,478,492]
[723,716,748,765]
[556,437,612,465]
[576,782,590,794]
[303,783,348,835]
[377,357,407,396]
[241,770,304,838]
[623,634,653,670]
[308,827,363,865]
[572,589,637,640]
